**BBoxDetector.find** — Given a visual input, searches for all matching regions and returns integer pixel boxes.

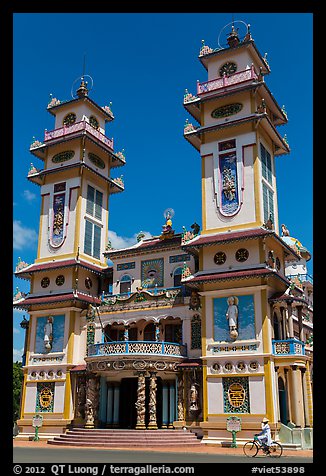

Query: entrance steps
[48,428,202,448]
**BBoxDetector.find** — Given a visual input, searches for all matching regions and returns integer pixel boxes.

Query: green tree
[13,361,23,424]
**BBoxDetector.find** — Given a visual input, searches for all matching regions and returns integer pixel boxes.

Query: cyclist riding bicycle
[254,417,272,453]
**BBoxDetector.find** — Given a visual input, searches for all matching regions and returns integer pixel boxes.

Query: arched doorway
[278,376,288,425]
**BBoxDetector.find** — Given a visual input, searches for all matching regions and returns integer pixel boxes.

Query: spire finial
[77,53,89,98]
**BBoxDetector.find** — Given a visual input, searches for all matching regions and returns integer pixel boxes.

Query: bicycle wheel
[268,441,283,458]
[243,441,259,457]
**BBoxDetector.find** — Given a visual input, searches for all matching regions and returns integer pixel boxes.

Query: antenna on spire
[82,52,86,79]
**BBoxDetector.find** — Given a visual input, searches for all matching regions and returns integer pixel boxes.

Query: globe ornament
[230,329,238,340]
[71,74,94,99]
[217,20,250,50]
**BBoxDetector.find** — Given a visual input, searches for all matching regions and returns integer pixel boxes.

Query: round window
[214,251,226,265]
[56,275,65,286]
[235,248,249,262]
[41,277,50,288]
[63,112,76,126]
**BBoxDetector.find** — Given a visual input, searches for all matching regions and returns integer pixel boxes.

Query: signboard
[226,416,241,432]
[32,414,43,428]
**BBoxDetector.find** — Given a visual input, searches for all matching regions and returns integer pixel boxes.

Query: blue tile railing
[87,340,187,358]
[272,338,305,356]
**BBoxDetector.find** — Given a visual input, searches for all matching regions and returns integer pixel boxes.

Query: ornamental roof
[47,95,114,122]
[182,227,301,260]
[182,267,290,288]
[13,291,101,309]
[105,233,183,258]
[14,258,109,279]
[268,291,308,306]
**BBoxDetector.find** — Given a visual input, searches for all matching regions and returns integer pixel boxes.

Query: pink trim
[44,120,114,150]
[197,67,258,95]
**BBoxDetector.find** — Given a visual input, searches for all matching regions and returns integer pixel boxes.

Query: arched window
[120,274,132,294]
[173,267,183,287]
[143,323,155,341]
[273,313,280,340]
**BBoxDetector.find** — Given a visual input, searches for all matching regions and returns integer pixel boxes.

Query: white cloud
[13,347,24,362]
[13,220,38,250]
[108,230,152,250]
[22,189,37,202]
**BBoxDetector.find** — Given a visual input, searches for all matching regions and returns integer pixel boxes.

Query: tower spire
[76,53,89,98]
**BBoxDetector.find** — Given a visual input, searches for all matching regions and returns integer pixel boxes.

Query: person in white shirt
[256,417,272,451]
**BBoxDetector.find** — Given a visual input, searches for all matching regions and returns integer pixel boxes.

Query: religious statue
[189,382,199,413]
[160,209,175,240]
[266,250,275,269]
[190,222,200,236]
[281,224,290,236]
[226,296,239,340]
[44,316,53,351]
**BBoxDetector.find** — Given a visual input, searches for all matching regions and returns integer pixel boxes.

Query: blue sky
[13,13,313,361]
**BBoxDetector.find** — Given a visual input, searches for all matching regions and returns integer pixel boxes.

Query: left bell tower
[14,76,125,438]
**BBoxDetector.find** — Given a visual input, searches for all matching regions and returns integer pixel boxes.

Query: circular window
[219,61,237,77]
[57,370,63,377]
[236,248,249,262]
[41,277,50,288]
[85,277,93,289]
[249,361,259,371]
[31,372,37,378]
[212,363,221,372]
[89,116,99,129]
[237,361,246,371]
[63,112,76,126]
[214,251,226,265]
[224,362,233,372]
[39,371,45,378]
[48,370,54,378]
[56,275,65,286]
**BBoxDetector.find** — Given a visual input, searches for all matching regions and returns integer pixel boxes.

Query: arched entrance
[278,376,288,425]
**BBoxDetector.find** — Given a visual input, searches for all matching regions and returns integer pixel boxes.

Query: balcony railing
[87,341,187,358]
[44,121,114,150]
[272,338,305,356]
[197,65,258,95]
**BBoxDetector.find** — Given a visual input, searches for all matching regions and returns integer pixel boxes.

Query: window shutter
[94,190,103,220]
[86,185,95,216]
[84,219,93,256]
[261,144,267,181]
[268,188,274,223]
[93,224,101,259]
[266,149,272,184]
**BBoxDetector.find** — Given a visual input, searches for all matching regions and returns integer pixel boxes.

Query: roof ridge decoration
[15,257,30,273]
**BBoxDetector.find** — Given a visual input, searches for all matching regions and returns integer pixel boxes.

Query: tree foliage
[13,361,23,424]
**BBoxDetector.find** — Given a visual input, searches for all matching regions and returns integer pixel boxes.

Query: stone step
[65,431,197,439]
[48,439,201,447]
[57,436,199,443]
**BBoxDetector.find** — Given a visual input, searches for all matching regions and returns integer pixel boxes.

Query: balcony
[100,286,187,312]
[87,341,187,358]
[43,120,114,150]
[197,65,258,96]
[272,338,305,356]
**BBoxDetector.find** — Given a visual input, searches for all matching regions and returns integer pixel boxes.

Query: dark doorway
[119,376,163,429]
[144,323,155,341]
[278,377,288,425]
[119,378,138,428]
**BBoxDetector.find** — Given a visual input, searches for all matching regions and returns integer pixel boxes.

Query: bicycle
[243,435,283,458]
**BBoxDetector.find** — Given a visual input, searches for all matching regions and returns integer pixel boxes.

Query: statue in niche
[189,382,200,413]
[44,316,53,351]
[226,296,239,340]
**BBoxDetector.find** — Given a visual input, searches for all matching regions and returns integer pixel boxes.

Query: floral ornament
[184,89,198,103]
[102,102,114,116]
[137,231,145,242]
[105,240,113,250]
[15,257,29,273]
[184,119,196,134]
[181,226,195,245]
[181,261,192,280]
[48,94,61,108]
[281,105,288,119]
[13,286,26,302]
[30,137,43,149]
[199,39,213,56]
[115,149,126,162]
[28,163,39,175]
[113,176,124,188]
[306,333,313,347]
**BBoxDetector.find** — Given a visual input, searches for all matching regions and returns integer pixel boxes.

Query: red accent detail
[15,258,106,275]
[185,267,288,284]
[17,292,101,306]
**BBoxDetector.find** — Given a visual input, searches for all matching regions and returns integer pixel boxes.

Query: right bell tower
[184,22,289,235]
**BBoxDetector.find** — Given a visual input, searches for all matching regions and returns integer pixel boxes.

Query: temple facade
[14,21,313,449]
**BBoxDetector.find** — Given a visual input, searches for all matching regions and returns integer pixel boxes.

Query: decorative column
[98,377,108,426]
[85,375,100,429]
[162,381,169,429]
[284,369,292,423]
[297,306,304,342]
[147,371,158,429]
[177,372,185,422]
[135,371,146,429]
[124,325,129,341]
[155,323,160,342]
[280,306,287,340]
[303,363,313,427]
[106,384,114,427]
[290,365,305,428]
[168,380,176,428]
[112,383,120,427]
[287,302,294,339]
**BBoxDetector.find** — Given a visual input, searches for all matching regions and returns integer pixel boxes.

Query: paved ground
[13,440,313,464]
